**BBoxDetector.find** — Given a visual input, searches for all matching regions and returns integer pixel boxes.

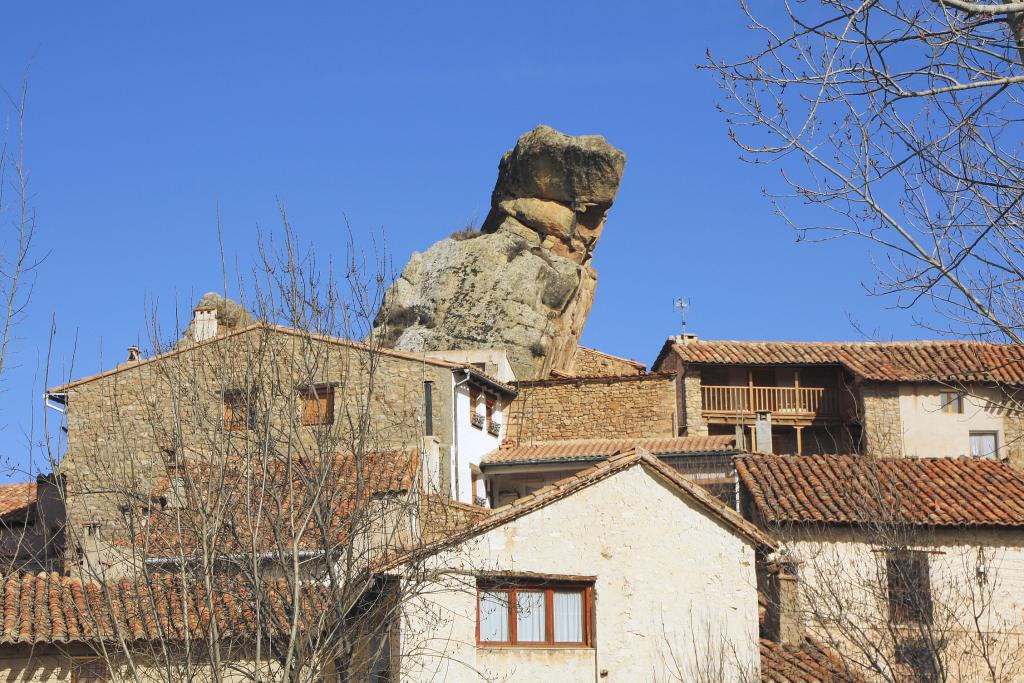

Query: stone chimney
[755,411,773,454]
[764,557,803,645]
[127,346,141,362]
[192,306,218,343]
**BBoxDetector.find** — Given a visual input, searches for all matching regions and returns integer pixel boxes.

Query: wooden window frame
[476,578,594,648]
[939,391,964,414]
[72,657,110,683]
[223,389,253,431]
[300,384,335,427]
[886,550,933,625]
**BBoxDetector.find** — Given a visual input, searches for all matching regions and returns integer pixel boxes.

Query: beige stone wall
[504,374,677,443]
[859,382,902,457]
[784,526,1024,682]
[567,346,645,377]
[58,327,455,568]
[398,464,762,682]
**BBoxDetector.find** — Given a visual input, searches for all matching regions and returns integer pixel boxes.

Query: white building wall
[398,465,762,682]
[898,383,1007,458]
[787,527,1024,682]
[452,384,503,506]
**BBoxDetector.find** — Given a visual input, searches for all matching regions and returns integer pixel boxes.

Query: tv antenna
[673,297,689,335]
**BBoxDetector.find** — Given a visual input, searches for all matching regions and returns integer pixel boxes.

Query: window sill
[477,644,593,651]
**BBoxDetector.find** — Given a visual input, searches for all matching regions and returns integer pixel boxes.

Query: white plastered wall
[397,465,762,682]
[786,526,1024,682]
[898,382,1008,458]
[452,384,503,506]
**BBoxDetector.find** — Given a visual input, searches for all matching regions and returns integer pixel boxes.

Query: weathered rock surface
[175,292,254,349]
[372,125,625,379]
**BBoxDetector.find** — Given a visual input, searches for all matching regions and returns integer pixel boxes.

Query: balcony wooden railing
[701,385,838,419]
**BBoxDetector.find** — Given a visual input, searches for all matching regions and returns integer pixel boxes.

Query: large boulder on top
[371,125,626,379]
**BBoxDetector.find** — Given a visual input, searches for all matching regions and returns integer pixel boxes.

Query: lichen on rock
[372,125,626,379]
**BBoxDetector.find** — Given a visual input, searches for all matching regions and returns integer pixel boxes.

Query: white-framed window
[970,431,998,458]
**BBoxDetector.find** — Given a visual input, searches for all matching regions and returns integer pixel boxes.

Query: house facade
[384,450,774,682]
[654,335,1024,465]
[44,306,518,575]
[737,453,1024,682]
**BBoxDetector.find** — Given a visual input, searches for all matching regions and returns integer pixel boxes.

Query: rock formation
[175,292,255,349]
[372,125,626,379]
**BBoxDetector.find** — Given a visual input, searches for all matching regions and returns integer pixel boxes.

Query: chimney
[755,411,773,454]
[193,306,218,342]
[127,346,141,362]
[764,557,803,645]
[420,436,441,494]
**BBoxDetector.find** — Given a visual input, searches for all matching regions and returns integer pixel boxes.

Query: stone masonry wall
[682,367,707,436]
[57,326,455,571]
[567,346,645,377]
[859,381,902,457]
[504,374,676,443]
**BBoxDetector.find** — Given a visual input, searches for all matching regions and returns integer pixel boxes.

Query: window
[486,396,500,436]
[300,385,335,426]
[223,390,252,431]
[887,551,932,624]
[72,658,110,682]
[895,639,938,683]
[477,580,592,647]
[939,391,963,414]
[469,386,484,429]
[970,431,998,458]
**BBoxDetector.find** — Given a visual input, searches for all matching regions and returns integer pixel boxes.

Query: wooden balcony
[701,385,839,423]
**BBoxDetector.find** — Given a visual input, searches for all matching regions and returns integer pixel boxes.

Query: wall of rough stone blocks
[567,346,645,377]
[56,327,455,567]
[504,374,677,443]
[859,381,902,458]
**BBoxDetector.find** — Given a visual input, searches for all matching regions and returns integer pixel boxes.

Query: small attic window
[223,389,253,431]
[300,384,335,426]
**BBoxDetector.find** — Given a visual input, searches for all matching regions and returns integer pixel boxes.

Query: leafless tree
[760,459,1024,682]
[41,219,486,682]
[704,0,1024,342]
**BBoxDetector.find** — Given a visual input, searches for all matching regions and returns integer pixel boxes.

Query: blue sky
[0,2,939,476]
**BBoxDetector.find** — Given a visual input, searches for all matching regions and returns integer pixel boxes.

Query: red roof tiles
[664,339,1024,384]
[737,454,1024,527]
[0,484,35,518]
[760,638,864,682]
[0,572,328,644]
[140,450,420,558]
[482,436,737,465]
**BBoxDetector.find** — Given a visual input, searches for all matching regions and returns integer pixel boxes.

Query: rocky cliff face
[372,125,626,379]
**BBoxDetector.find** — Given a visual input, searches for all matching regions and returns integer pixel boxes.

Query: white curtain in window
[971,433,997,458]
[516,591,546,642]
[554,591,583,642]
[479,591,509,642]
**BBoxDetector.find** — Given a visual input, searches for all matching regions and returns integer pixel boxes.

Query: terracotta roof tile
[383,449,776,571]
[482,436,737,465]
[760,638,864,682]
[0,483,35,518]
[665,339,1024,384]
[140,450,419,558]
[0,572,328,644]
[737,454,1024,527]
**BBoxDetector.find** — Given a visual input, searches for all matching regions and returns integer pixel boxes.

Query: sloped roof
[139,450,420,558]
[760,638,864,682]
[481,435,737,466]
[659,339,1024,384]
[736,454,1024,528]
[0,483,35,518]
[0,571,330,644]
[386,450,776,568]
[49,323,514,394]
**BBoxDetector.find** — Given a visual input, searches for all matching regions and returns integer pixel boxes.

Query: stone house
[373,448,776,682]
[0,476,65,575]
[654,335,1024,464]
[736,453,1024,682]
[44,307,518,573]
